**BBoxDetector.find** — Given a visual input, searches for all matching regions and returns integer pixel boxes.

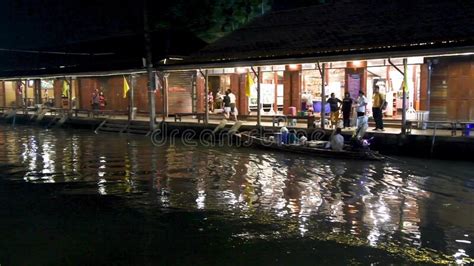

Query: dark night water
[0,125,473,265]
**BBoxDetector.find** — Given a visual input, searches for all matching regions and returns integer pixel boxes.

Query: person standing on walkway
[327,93,342,128]
[216,90,223,109]
[99,92,106,111]
[208,92,214,113]
[342,92,353,128]
[355,90,368,130]
[91,89,100,116]
[227,89,238,121]
[372,85,385,131]
[223,91,231,119]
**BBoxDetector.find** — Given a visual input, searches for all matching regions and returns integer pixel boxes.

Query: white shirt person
[356,90,368,115]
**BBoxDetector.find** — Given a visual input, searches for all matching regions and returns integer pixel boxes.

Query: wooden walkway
[0,107,472,138]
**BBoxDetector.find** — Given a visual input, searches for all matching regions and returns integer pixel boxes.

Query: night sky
[0,0,142,49]
[0,0,323,50]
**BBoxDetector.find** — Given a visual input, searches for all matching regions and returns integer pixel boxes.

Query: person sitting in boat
[299,135,307,145]
[280,126,289,144]
[288,129,299,144]
[330,127,345,151]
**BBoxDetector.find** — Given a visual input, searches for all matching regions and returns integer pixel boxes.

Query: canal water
[0,125,472,265]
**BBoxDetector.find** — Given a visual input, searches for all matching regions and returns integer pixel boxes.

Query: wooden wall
[419,64,429,111]
[430,56,474,121]
[0,81,5,107]
[77,78,98,110]
[236,73,249,115]
[196,74,205,113]
[15,81,22,107]
[4,82,16,107]
[283,66,302,113]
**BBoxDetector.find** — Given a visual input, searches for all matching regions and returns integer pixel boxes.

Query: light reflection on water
[0,126,473,264]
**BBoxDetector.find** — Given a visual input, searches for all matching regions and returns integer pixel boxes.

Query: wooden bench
[424,121,458,136]
[73,109,92,117]
[173,113,205,123]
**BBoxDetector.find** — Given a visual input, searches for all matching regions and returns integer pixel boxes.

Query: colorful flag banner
[245,71,254,97]
[123,76,130,98]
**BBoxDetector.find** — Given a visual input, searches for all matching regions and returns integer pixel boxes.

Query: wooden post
[0,81,5,107]
[427,60,433,118]
[69,77,73,112]
[148,70,156,130]
[319,63,326,129]
[257,67,262,127]
[163,73,169,121]
[204,69,209,124]
[130,75,136,121]
[33,79,41,105]
[274,72,278,113]
[402,58,408,134]
[23,80,27,107]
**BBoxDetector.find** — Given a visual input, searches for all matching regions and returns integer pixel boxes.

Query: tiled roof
[188,0,474,64]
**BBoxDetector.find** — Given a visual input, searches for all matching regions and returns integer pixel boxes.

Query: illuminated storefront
[194,55,429,121]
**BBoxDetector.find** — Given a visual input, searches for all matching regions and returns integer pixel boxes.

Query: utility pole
[144,0,156,130]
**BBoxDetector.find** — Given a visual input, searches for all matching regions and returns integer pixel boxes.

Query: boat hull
[236,133,384,161]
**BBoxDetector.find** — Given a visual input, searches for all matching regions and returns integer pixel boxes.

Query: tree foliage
[149,0,272,42]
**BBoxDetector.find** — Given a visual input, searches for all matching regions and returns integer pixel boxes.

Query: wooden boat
[235,131,385,161]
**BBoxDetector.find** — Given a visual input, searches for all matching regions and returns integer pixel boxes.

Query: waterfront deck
[0,107,472,138]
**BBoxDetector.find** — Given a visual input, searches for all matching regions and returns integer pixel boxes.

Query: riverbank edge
[2,115,474,161]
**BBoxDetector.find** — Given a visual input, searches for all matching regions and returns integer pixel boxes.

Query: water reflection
[0,125,473,264]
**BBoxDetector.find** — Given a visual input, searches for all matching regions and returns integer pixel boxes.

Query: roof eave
[159,45,474,71]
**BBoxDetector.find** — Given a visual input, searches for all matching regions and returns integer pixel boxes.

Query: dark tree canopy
[149,0,272,42]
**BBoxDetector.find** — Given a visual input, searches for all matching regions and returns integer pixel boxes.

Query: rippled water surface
[0,125,473,265]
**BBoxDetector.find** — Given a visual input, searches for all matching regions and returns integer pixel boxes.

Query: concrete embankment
[2,114,473,161]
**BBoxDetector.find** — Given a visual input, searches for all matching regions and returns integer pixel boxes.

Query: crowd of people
[272,84,385,151]
[207,89,238,121]
[324,85,385,131]
[91,89,107,114]
[324,85,386,150]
